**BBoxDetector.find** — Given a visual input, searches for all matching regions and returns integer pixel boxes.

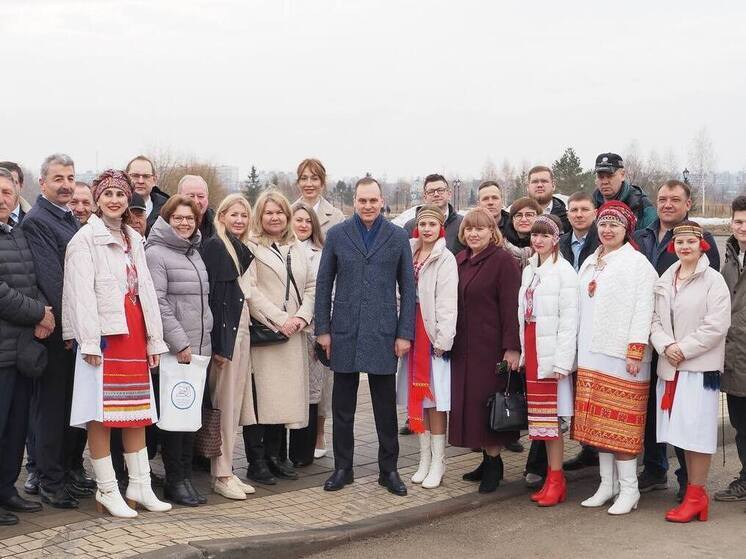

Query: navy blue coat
[634,218,720,276]
[314,216,416,375]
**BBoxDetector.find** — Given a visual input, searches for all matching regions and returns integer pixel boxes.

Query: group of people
[0,151,744,528]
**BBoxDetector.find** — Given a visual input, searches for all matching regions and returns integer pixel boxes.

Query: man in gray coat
[315,177,416,496]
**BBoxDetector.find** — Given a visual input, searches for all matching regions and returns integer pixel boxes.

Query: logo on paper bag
[171,382,196,410]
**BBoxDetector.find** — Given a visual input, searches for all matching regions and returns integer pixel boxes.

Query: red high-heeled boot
[530,468,550,502]
[537,468,566,507]
[666,484,709,522]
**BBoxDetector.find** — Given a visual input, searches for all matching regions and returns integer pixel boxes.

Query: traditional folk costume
[573,201,657,515]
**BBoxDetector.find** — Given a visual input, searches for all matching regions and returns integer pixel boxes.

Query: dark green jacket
[593,181,657,231]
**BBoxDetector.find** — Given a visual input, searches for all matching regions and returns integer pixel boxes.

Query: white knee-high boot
[124,448,172,512]
[91,455,137,518]
[581,452,619,507]
[608,458,640,515]
[422,434,446,489]
[411,432,432,484]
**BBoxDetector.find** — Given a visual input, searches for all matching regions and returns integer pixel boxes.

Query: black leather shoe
[478,455,503,493]
[39,488,79,509]
[378,471,407,496]
[150,472,165,487]
[164,481,199,507]
[68,468,96,490]
[184,479,207,504]
[563,447,599,471]
[399,419,413,436]
[0,512,18,526]
[23,472,39,495]
[65,482,94,498]
[0,494,42,513]
[505,441,524,453]
[324,469,354,491]
[463,451,486,482]
[247,461,277,485]
[267,457,298,480]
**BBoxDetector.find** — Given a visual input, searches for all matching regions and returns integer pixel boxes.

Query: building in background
[216,165,240,192]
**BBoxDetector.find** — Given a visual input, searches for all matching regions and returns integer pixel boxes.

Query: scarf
[354,213,383,251]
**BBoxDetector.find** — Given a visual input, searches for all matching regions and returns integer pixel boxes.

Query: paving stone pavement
[1,378,731,558]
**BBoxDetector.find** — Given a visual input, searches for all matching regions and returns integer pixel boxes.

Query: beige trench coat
[247,239,316,428]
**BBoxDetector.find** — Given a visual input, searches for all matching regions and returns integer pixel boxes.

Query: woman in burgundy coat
[449,208,522,493]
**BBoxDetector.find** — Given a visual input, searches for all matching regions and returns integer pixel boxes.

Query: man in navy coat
[315,177,416,496]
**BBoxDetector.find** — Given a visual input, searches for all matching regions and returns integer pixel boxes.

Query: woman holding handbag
[650,221,731,522]
[573,201,658,515]
[145,195,213,507]
[201,193,257,500]
[243,191,316,485]
[517,215,578,507]
[63,170,171,518]
[449,208,522,494]
[396,205,458,489]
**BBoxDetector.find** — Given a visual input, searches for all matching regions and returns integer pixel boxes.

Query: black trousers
[160,431,196,484]
[0,367,32,500]
[332,372,398,473]
[243,423,283,463]
[25,398,37,474]
[32,344,78,493]
[289,404,319,466]
[727,394,746,480]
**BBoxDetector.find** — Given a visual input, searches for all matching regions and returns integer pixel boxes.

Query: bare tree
[481,158,498,181]
[687,127,716,212]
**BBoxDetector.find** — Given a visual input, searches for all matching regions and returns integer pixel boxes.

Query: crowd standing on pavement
[0,152,745,529]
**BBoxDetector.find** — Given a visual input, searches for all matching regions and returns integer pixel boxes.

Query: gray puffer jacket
[722,236,746,396]
[145,217,213,356]
[0,223,46,369]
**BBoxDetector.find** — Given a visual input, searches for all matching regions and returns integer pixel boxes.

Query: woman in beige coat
[243,191,316,485]
[650,221,731,523]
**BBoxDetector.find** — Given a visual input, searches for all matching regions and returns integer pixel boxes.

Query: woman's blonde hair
[291,202,325,249]
[251,190,296,246]
[458,207,503,247]
[214,193,252,273]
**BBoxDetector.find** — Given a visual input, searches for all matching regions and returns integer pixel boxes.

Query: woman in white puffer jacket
[517,215,578,507]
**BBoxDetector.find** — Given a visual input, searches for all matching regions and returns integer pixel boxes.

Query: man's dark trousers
[0,367,33,501]
[32,344,77,493]
[332,372,398,473]
[727,394,746,480]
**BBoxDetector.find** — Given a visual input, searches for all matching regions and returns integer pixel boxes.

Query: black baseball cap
[595,153,624,173]
[129,192,146,212]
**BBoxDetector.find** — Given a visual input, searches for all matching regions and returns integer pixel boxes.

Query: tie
[7,216,16,228]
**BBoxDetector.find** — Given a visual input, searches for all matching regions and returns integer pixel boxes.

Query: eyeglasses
[425,187,448,196]
[171,216,195,224]
[513,212,537,221]
[129,173,154,181]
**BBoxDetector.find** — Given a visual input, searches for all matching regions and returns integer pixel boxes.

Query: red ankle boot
[530,468,550,502]
[666,484,709,523]
[537,469,566,507]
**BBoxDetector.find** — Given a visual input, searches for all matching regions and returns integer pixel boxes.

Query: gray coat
[315,217,416,375]
[145,217,213,356]
[722,236,746,396]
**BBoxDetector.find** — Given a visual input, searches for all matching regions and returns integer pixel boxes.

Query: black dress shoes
[23,472,39,495]
[65,482,94,498]
[267,457,298,480]
[505,441,524,453]
[247,461,277,485]
[0,512,18,526]
[563,447,599,471]
[378,471,407,496]
[68,468,96,490]
[0,494,42,513]
[324,469,354,491]
[184,479,207,504]
[164,481,199,507]
[40,488,79,509]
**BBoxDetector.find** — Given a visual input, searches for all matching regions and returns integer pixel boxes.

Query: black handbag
[249,250,303,347]
[486,366,528,432]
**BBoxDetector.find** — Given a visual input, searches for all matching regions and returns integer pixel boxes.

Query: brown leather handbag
[194,407,222,458]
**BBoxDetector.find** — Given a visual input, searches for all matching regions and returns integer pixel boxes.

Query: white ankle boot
[411,431,432,484]
[581,452,619,507]
[91,455,137,518]
[608,458,640,515]
[422,434,446,489]
[124,448,172,512]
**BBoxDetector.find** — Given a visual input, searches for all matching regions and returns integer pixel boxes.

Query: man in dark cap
[592,153,657,230]
[128,192,148,237]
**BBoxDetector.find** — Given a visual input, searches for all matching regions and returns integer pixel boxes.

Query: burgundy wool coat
[448,244,522,449]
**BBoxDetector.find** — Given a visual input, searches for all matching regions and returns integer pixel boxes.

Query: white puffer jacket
[518,253,579,379]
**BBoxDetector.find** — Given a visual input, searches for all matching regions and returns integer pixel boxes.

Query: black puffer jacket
[0,223,46,368]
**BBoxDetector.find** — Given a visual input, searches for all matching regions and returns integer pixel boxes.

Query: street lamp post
[454,178,462,211]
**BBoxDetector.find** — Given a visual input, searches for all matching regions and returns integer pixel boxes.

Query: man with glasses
[125,155,169,236]
[592,153,656,230]
[403,174,464,254]
[526,166,570,233]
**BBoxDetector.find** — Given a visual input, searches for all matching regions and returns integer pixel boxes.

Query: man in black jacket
[592,152,657,230]
[21,154,86,509]
[126,155,169,236]
[403,174,464,254]
[177,174,216,241]
[0,161,32,224]
[0,169,55,525]
[526,165,571,233]
[633,179,720,499]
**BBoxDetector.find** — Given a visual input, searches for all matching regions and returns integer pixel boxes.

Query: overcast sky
[1,0,744,180]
